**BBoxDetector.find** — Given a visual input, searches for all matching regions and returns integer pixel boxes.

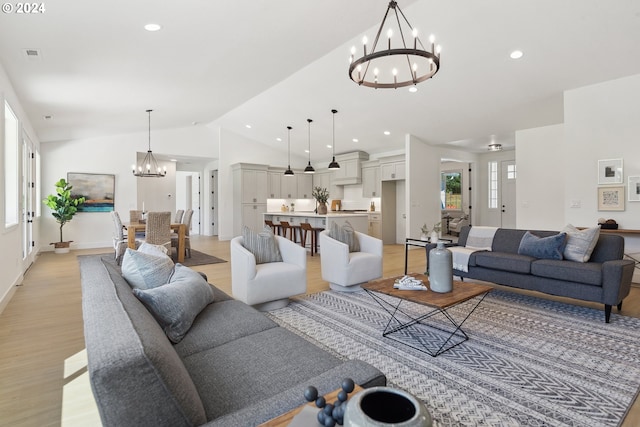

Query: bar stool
[279,221,295,241]
[265,219,281,236]
[299,223,323,256]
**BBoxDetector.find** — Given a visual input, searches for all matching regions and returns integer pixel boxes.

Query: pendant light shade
[284,126,294,176]
[304,118,315,174]
[328,109,340,170]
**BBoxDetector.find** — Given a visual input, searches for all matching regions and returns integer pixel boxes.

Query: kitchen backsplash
[266,184,380,212]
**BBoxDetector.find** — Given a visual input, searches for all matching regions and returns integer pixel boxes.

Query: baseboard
[0,273,22,315]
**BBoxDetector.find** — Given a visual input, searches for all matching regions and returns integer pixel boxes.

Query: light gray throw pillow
[328,220,360,253]
[562,224,600,262]
[133,263,214,343]
[121,248,174,290]
[242,225,283,264]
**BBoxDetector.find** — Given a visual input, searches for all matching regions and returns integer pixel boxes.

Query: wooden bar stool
[299,223,323,256]
[264,219,281,236]
[279,221,295,241]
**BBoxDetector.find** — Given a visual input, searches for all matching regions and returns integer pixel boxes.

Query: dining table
[124,222,187,263]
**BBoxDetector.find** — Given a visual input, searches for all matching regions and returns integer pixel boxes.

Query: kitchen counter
[264,212,369,236]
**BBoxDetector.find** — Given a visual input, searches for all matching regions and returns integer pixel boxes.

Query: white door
[500,160,517,228]
[21,134,37,269]
[210,171,218,236]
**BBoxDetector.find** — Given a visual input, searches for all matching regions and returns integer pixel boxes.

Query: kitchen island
[263,212,369,248]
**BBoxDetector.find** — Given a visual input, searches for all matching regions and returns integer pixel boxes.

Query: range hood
[332,151,369,185]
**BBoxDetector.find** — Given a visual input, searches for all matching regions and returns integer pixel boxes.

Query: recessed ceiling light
[383,131,390,136]
[170,159,178,162]
[327,144,332,149]
[276,137,282,142]
[352,138,359,143]
[408,86,418,93]
[245,124,252,129]
[510,50,523,59]
[304,149,309,153]
[144,23,162,32]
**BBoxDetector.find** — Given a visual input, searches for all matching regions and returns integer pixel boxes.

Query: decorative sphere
[337,390,348,402]
[342,378,355,393]
[317,410,326,424]
[323,416,336,427]
[315,396,326,408]
[323,403,334,415]
[304,386,318,402]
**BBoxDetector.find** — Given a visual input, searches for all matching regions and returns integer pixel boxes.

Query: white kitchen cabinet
[297,174,313,199]
[239,168,268,203]
[281,174,297,199]
[362,166,381,197]
[368,212,382,239]
[232,163,269,236]
[267,171,281,199]
[331,151,369,185]
[313,171,344,200]
[242,203,267,233]
[381,161,406,181]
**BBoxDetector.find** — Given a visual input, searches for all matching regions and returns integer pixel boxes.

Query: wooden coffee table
[259,385,363,426]
[362,273,492,357]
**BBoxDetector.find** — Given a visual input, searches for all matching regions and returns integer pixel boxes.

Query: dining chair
[174,209,184,223]
[129,210,143,223]
[172,208,194,258]
[110,211,129,265]
[144,211,172,253]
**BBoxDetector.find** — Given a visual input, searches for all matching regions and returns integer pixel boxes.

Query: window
[507,164,517,179]
[5,101,19,227]
[441,171,462,210]
[488,161,498,209]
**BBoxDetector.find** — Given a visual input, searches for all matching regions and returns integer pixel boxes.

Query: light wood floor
[1,235,639,426]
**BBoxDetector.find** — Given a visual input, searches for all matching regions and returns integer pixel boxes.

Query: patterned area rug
[267,289,640,426]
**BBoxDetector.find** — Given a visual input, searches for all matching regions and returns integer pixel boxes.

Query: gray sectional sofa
[445,226,635,322]
[79,255,386,426]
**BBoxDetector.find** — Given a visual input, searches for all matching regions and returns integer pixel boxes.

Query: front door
[500,160,517,228]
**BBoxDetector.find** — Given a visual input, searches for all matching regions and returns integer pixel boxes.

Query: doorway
[21,133,37,269]
[500,160,516,228]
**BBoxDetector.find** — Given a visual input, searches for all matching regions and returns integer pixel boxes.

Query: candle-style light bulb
[392,68,398,86]
[436,44,442,56]
[412,28,418,49]
[362,36,368,55]
[429,34,435,53]
[387,28,393,49]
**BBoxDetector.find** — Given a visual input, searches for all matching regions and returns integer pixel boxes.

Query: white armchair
[231,235,307,311]
[319,230,383,292]
[450,215,470,236]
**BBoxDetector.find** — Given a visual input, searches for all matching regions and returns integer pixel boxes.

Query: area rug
[174,249,226,267]
[267,289,640,427]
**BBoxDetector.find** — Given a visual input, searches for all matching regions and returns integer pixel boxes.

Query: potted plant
[312,186,330,215]
[43,178,85,253]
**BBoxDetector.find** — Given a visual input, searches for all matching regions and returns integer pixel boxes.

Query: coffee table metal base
[364,289,489,357]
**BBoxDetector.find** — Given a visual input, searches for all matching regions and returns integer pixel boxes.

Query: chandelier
[348,0,441,89]
[132,109,166,177]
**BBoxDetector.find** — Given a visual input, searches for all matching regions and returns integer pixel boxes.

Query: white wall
[40,125,217,250]
[0,62,41,313]
[516,124,565,230]
[217,127,307,240]
[406,134,441,239]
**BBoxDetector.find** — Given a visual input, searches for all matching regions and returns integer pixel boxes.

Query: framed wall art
[629,176,640,202]
[67,172,115,212]
[597,158,623,184]
[597,185,625,211]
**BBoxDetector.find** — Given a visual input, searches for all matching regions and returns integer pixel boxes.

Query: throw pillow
[121,248,174,290]
[138,241,169,256]
[562,224,601,262]
[517,231,567,260]
[328,220,360,253]
[241,225,283,264]
[133,263,214,343]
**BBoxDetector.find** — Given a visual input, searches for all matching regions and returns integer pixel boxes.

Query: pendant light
[132,109,167,177]
[284,126,294,177]
[304,118,315,174]
[328,109,340,169]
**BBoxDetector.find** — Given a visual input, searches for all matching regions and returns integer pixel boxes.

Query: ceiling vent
[23,48,41,61]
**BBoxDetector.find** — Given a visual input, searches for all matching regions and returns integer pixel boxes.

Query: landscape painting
[67,173,115,212]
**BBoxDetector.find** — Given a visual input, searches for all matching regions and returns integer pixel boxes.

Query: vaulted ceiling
[1,0,640,160]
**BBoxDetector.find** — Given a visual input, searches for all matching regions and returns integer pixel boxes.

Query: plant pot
[51,241,72,254]
[317,202,328,215]
[344,386,432,427]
